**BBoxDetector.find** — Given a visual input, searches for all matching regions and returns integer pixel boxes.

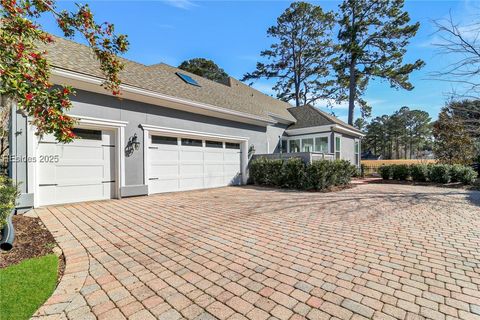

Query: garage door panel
[55,165,104,183]
[179,177,203,190]
[205,164,223,176]
[205,176,225,188]
[224,152,240,162]
[60,145,104,160]
[150,149,178,162]
[180,150,203,162]
[180,164,203,176]
[149,179,179,193]
[39,184,109,206]
[204,151,223,162]
[150,169,178,180]
[37,129,116,206]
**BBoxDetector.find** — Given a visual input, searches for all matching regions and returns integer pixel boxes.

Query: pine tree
[335,0,425,125]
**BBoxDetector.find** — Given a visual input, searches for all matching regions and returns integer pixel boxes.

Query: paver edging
[31,208,91,320]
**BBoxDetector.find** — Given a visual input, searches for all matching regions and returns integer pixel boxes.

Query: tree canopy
[335,0,425,125]
[242,1,336,107]
[433,107,476,165]
[0,0,128,142]
[362,106,432,159]
[178,58,229,84]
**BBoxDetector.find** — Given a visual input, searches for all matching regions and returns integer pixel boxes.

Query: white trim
[332,124,365,137]
[334,134,342,160]
[69,114,128,127]
[285,125,333,136]
[51,68,276,127]
[140,124,249,143]
[141,124,249,193]
[284,133,331,153]
[31,116,127,207]
[285,124,364,137]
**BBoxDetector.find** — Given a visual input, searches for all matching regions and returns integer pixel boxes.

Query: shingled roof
[287,105,363,134]
[42,37,296,123]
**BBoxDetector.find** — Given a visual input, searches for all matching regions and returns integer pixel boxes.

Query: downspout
[0,210,15,252]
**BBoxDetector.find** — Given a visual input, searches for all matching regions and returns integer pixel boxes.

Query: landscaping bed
[0,215,64,320]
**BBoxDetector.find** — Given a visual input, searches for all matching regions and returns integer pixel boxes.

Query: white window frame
[354,140,360,166]
[29,115,127,208]
[334,134,342,160]
[284,133,331,153]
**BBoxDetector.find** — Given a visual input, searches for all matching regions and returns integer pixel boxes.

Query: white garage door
[37,128,116,206]
[148,135,241,194]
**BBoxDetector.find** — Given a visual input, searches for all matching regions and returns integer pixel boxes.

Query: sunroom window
[335,136,341,160]
[302,138,314,152]
[280,140,288,153]
[355,141,360,165]
[289,140,300,152]
[314,137,328,153]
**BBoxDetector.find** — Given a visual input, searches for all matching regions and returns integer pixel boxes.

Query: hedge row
[249,157,357,190]
[378,163,478,185]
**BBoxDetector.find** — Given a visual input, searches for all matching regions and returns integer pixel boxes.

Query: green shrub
[428,164,451,184]
[249,157,354,191]
[378,165,393,180]
[0,176,19,229]
[281,158,305,189]
[392,164,410,180]
[410,164,429,182]
[449,164,465,183]
[305,160,331,190]
[249,157,269,185]
[450,165,478,184]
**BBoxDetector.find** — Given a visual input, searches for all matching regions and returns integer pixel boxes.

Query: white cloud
[163,0,197,10]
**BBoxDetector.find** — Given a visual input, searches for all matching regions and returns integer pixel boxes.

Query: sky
[38,0,480,123]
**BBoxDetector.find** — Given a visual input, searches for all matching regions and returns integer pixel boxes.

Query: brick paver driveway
[33,184,480,320]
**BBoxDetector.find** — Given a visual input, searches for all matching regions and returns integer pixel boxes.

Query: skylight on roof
[176,72,200,86]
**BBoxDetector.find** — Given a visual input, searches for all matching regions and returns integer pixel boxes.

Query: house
[9,37,363,210]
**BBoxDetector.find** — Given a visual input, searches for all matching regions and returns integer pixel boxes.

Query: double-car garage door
[148,134,242,194]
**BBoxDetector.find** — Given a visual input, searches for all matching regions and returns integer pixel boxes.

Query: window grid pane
[314,137,328,153]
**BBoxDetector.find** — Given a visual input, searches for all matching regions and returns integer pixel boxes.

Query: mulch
[0,215,64,277]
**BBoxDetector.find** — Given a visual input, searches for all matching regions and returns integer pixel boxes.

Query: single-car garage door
[148,135,241,194]
[37,127,116,206]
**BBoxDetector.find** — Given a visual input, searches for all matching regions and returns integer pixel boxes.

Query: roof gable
[287,105,363,134]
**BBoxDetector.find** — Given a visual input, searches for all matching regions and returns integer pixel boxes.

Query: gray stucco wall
[67,90,285,195]
[340,134,358,166]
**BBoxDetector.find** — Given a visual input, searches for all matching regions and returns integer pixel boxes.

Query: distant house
[9,37,363,209]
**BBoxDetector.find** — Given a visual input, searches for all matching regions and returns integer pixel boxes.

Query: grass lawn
[0,254,58,320]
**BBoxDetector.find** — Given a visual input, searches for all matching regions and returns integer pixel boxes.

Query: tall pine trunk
[348,59,356,126]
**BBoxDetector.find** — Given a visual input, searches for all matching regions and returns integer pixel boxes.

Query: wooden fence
[361,159,437,175]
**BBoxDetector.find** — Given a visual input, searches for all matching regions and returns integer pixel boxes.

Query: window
[289,140,300,153]
[206,140,223,148]
[355,141,360,165]
[302,138,314,152]
[176,72,200,86]
[280,140,288,153]
[225,142,240,149]
[152,135,178,145]
[314,137,328,153]
[181,138,202,147]
[335,136,341,160]
[72,128,102,140]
